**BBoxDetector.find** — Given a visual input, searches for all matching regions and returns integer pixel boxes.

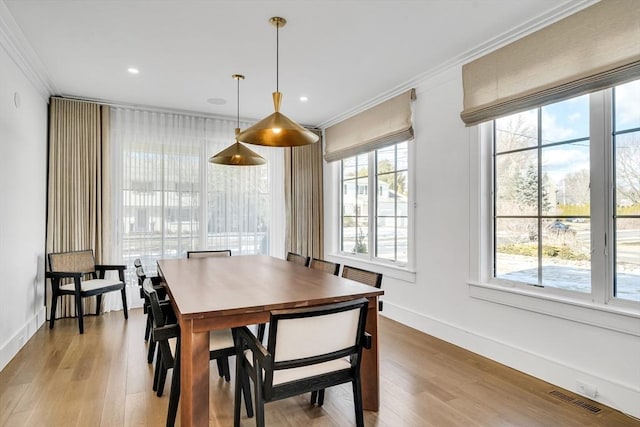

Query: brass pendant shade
[209,137,266,165]
[209,74,266,166]
[236,17,318,148]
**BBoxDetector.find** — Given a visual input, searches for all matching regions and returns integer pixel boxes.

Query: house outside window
[341,141,409,264]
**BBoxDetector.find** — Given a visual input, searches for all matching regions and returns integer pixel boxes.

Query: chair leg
[167,343,180,427]
[216,358,224,378]
[144,314,152,341]
[221,357,231,382]
[318,389,325,406]
[49,295,58,329]
[121,288,129,319]
[352,378,364,427]
[241,363,253,418]
[148,339,157,364]
[234,355,243,427]
[95,294,102,315]
[76,294,84,334]
[311,390,317,404]
[255,364,265,427]
[153,350,162,392]
[157,359,168,397]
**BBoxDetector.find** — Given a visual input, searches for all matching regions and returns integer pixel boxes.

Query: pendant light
[236,17,319,147]
[209,74,266,166]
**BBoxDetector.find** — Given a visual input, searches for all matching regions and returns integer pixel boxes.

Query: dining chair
[134,259,168,363]
[285,251,310,267]
[233,298,371,427]
[308,265,382,406]
[308,258,340,276]
[46,249,128,334]
[144,280,253,427]
[187,249,232,258]
[341,265,383,289]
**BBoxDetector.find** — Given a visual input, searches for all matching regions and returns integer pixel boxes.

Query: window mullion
[589,89,610,304]
[369,151,376,260]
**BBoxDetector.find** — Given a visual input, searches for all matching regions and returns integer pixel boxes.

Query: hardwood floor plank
[0,308,638,427]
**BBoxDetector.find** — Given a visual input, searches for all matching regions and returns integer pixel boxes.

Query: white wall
[325,65,640,418]
[0,44,47,371]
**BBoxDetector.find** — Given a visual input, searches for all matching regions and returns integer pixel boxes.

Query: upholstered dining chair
[144,280,253,427]
[308,258,340,276]
[46,249,128,334]
[233,298,371,427]
[187,249,232,258]
[309,265,382,407]
[285,251,310,267]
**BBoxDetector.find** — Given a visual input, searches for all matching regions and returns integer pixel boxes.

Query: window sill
[468,281,640,337]
[328,253,416,283]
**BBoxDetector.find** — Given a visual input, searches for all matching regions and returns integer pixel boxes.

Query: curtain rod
[50,95,321,131]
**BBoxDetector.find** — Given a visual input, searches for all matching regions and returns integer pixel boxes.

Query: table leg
[180,320,210,427]
[361,296,380,411]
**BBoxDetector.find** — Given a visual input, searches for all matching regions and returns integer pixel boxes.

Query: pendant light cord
[237,76,240,129]
[276,21,279,93]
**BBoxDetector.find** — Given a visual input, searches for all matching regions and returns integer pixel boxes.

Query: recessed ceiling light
[128,68,139,74]
[299,96,308,102]
[207,98,227,105]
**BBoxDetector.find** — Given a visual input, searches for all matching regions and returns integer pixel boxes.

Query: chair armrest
[149,275,164,286]
[236,326,271,366]
[159,301,177,323]
[153,324,180,341]
[46,271,82,279]
[363,332,372,350]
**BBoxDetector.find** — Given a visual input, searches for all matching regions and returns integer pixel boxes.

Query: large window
[111,109,284,284]
[341,141,409,264]
[492,79,640,304]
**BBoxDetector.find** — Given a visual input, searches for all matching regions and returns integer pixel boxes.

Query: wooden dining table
[157,255,384,427]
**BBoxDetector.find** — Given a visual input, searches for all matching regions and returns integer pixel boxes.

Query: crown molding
[318,0,599,129]
[0,1,56,100]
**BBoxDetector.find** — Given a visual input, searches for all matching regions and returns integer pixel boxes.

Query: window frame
[469,87,640,336]
[335,140,415,274]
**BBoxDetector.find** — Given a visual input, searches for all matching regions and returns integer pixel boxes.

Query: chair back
[286,252,310,267]
[48,250,96,274]
[342,265,382,288]
[265,298,369,386]
[187,250,231,258]
[309,258,340,276]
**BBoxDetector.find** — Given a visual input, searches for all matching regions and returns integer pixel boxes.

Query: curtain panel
[461,0,640,126]
[110,108,285,281]
[46,97,113,319]
[324,89,416,162]
[285,130,324,259]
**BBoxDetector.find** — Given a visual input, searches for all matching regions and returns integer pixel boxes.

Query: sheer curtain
[110,108,285,290]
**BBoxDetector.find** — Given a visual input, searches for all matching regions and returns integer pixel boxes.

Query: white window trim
[468,93,640,337]
[326,140,416,283]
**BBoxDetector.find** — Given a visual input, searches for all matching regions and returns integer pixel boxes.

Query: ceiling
[3,0,591,127]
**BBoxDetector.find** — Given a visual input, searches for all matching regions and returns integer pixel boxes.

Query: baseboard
[381,301,640,419]
[0,306,46,372]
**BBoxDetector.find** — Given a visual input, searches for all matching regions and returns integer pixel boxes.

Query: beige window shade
[461,0,640,126]
[325,89,415,162]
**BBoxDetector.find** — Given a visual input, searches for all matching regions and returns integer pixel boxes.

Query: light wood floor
[0,309,637,427]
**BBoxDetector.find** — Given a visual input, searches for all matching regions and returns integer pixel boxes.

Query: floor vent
[573,400,603,414]
[548,390,603,414]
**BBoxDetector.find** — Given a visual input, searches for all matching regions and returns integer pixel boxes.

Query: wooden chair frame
[186,250,232,258]
[46,249,128,334]
[144,280,252,427]
[309,258,340,276]
[234,298,371,427]
[286,252,310,267]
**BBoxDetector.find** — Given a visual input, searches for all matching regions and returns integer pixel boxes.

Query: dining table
[157,255,384,427]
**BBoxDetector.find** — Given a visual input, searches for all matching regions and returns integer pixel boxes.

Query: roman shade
[324,89,416,162]
[460,0,640,126]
